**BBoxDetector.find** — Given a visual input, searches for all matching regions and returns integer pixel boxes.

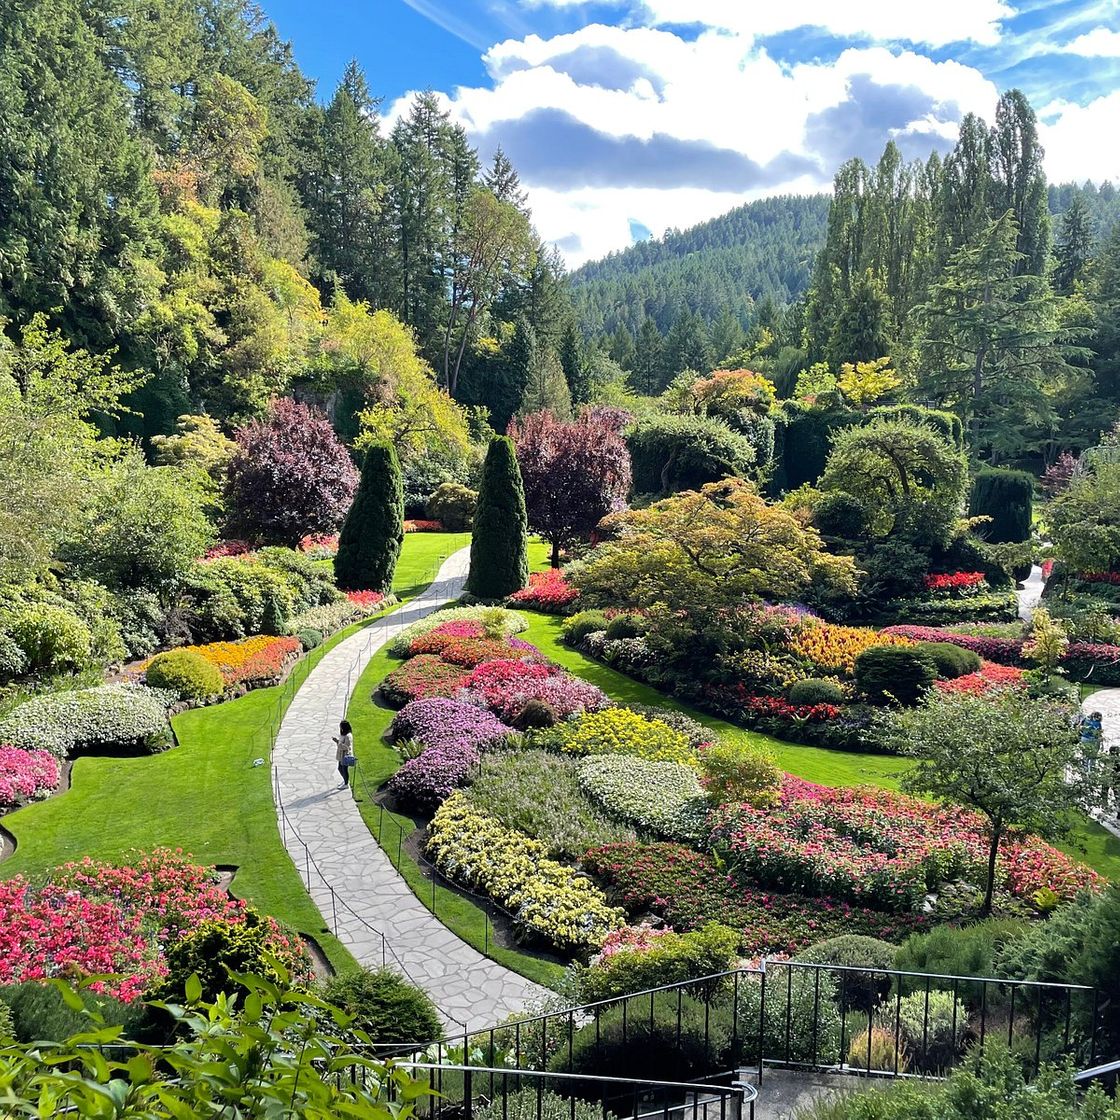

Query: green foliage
[627,413,757,495]
[699,739,781,806]
[794,935,897,1012]
[1049,444,1120,573]
[894,919,1029,989]
[604,614,646,641]
[576,755,706,841]
[296,628,323,651]
[562,610,610,645]
[465,750,635,861]
[971,469,1034,544]
[774,401,854,491]
[476,1089,603,1120]
[0,982,156,1046]
[854,646,937,706]
[870,404,964,449]
[320,968,442,1046]
[846,1026,907,1073]
[426,481,477,530]
[787,678,846,705]
[915,642,982,679]
[183,557,295,641]
[3,602,93,675]
[812,491,871,540]
[467,437,529,600]
[335,442,405,592]
[577,924,741,1003]
[144,649,223,701]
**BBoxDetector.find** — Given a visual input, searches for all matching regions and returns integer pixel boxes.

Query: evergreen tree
[1055,194,1093,294]
[710,306,746,364]
[483,145,528,213]
[1091,225,1120,400]
[827,270,891,366]
[334,442,404,591]
[631,316,666,395]
[607,326,636,372]
[558,320,590,404]
[663,311,713,381]
[520,343,572,419]
[466,436,528,599]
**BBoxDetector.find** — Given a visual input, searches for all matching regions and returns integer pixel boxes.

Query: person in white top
[333,720,354,790]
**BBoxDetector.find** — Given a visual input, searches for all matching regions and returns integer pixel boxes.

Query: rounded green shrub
[320,967,442,1045]
[296,628,323,651]
[604,613,646,641]
[562,610,609,645]
[627,413,758,496]
[6,602,93,674]
[426,481,477,531]
[145,649,223,701]
[854,646,937,706]
[787,678,845,706]
[894,918,1028,997]
[512,698,558,730]
[794,934,897,1011]
[970,468,1033,544]
[916,641,982,680]
[813,492,871,541]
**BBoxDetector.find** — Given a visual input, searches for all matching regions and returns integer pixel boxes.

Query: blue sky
[263,0,1120,265]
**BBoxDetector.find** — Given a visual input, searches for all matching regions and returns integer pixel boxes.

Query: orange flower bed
[141,636,301,689]
[790,622,913,677]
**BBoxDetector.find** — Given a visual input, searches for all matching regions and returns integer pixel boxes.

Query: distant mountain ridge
[570,194,831,340]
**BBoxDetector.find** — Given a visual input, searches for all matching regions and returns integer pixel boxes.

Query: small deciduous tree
[466,436,529,600]
[884,689,1087,916]
[509,410,631,567]
[334,442,404,591]
[224,398,358,547]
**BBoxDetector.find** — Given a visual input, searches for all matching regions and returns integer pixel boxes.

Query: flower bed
[0,745,60,808]
[426,792,625,955]
[390,698,514,752]
[790,623,913,677]
[203,540,252,560]
[935,661,1025,696]
[584,843,931,957]
[712,786,1101,913]
[380,656,471,708]
[0,684,173,759]
[437,637,534,668]
[404,519,443,532]
[389,742,480,811]
[576,755,706,841]
[408,621,487,655]
[141,635,301,690]
[546,707,699,767]
[387,607,529,656]
[0,849,308,1001]
[475,673,611,723]
[345,589,386,610]
[508,570,580,613]
[924,572,986,592]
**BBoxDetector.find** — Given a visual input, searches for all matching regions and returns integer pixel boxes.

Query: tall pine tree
[466,436,528,599]
[334,442,404,591]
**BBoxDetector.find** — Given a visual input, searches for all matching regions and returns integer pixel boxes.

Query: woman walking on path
[333,720,355,790]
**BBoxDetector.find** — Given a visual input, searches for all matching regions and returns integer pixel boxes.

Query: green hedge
[970,468,1033,544]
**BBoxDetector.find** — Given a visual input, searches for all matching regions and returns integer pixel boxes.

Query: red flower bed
[203,540,252,560]
[409,621,486,656]
[1041,560,1054,580]
[439,637,535,668]
[881,625,1024,665]
[222,635,301,687]
[508,570,580,612]
[463,657,557,700]
[924,571,986,591]
[404,519,443,532]
[1082,572,1120,585]
[779,773,830,805]
[584,843,931,957]
[935,661,1025,696]
[380,655,470,708]
[345,589,386,609]
[735,691,842,722]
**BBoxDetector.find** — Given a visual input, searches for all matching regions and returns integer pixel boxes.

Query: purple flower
[388,742,479,811]
[486,675,611,721]
[390,698,514,752]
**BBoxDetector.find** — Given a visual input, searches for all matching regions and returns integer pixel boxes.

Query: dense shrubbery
[144,649,224,700]
[576,755,706,841]
[142,635,300,691]
[320,967,442,1045]
[854,646,937,705]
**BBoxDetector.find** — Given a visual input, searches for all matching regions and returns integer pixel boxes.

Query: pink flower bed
[0,745,60,808]
[778,773,830,805]
[389,742,479,811]
[300,533,339,555]
[481,673,611,722]
[508,570,580,612]
[594,924,674,963]
[936,661,1025,695]
[203,540,252,560]
[713,786,1100,913]
[345,589,386,609]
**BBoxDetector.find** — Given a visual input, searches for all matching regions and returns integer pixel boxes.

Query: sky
[263,0,1120,267]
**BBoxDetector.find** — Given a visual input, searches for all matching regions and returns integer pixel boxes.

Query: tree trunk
[550,539,560,568]
[981,822,1002,917]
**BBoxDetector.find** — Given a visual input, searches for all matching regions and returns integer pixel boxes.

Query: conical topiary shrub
[467,436,529,600]
[334,442,404,591]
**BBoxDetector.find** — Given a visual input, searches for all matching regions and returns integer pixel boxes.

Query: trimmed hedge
[970,468,1033,544]
[854,646,937,706]
[627,414,757,495]
[915,641,981,679]
[787,678,846,705]
[144,649,224,700]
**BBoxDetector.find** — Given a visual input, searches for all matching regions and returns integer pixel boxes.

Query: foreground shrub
[854,646,937,705]
[144,649,224,700]
[426,793,624,955]
[787,678,845,706]
[465,750,634,860]
[562,609,609,645]
[0,745,60,808]
[549,707,697,767]
[917,641,982,679]
[379,656,470,708]
[577,755,706,841]
[0,982,153,1045]
[699,739,782,806]
[877,989,969,1071]
[143,635,300,690]
[4,602,93,674]
[0,684,172,759]
[793,935,897,1011]
[894,918,1029,984]
[578,923,741,1003]
[320,967,442,1045]
[847,1025,908,1073]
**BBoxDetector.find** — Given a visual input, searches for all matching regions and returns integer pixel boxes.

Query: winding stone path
[272,547,548,1031]
[1016,563,1046,621]
[1081,689,1120,841]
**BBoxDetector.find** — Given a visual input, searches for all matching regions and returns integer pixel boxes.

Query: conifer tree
[466,436,528,599]
[334,442,404,591]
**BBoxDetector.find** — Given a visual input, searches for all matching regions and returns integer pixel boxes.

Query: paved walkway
[272,547,548,1031]
[1016,563,1046,621]
[1081,689,1120,841]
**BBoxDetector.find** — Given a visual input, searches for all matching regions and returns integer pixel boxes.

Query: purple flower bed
[0,745,60,809]
[388,742,479,812]
[483,675,612,722]
[389,698,513,752]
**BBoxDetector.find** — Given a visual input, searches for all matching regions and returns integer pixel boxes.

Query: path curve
[1016,563,1046,621]
[272,547,548,1030]
[1081,690,1120,842]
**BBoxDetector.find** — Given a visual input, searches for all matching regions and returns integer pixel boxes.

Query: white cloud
[1060,27,1120,56]
[1041,91,1120,182]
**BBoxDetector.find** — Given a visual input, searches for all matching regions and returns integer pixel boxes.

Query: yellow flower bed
[556,707,699,768]
[138,634,300,688]
[426,793,624,955]
[790,622,913,677]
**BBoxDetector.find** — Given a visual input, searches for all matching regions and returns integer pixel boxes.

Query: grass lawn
[1,532,471,972]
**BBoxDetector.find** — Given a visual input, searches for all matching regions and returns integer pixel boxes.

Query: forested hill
[570,195,831,341]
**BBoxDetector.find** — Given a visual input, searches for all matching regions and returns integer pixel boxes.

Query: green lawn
[0,532,471,972]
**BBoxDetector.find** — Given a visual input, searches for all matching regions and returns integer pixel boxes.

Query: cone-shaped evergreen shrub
[467,436,528,600]
[334,442,404,592]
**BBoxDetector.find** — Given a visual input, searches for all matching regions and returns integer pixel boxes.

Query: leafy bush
[144,649,224,700]
[426,793,625,955]
[578,923,741,1004]
[0,684,172,759]
[296,628,323,651]
[793,935,897,1011]
[184,557,295,641]
[4,602,93,674]
[549,707,697,767]
[787,678,846,706]
[465,751,634,861]
[562,610,609,645]
[916,641,982,679]
[622,705,712,748]
[854,646,937,705]
[0,981,155,1045]
[894,919,1028,985]
[475,1089,602,1120]
[604,614,646,641]
[287,600,370,636]
[627,413,757,495]
[813,491,871,540]
[699,739,781,807]
[254,547,341,613]
[426,481,477,530]
[511,698,558,730]
[320,968,442,1045]
[877,989,969,1071]
[0,632,28,680]
[576,755,706,841]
